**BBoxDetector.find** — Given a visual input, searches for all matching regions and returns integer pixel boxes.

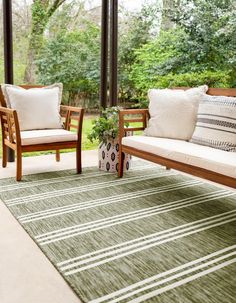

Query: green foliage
[153,70,231,88]
[24,0,67,83]
[118,1,162,101]
[31,0,49,36]
[88,107,127,144]
[36,22,100,106]
[134,70,231,108]
[1,0,235,109]
[164,0,236,75]
[129,0,236,106]
[130,29,184,94]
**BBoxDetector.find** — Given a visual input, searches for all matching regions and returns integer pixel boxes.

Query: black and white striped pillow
[190,94,236,152]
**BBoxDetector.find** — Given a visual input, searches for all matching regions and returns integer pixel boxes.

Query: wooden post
[3,0,15,162]
[109,0,118,107]
[100,0,109,109]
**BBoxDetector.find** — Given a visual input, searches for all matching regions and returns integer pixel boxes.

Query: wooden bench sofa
[118,88,236,189]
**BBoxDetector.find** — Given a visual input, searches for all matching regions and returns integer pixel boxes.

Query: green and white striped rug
[0,162,236,303]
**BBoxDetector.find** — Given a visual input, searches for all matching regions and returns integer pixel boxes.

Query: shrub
[129,30,184,96]
[133,70,231,108]
[88,107,129,144]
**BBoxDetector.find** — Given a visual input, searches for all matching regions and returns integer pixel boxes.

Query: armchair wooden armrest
[59,105,84,173]
[0,106,22,178]
[60,105,84,135]
[0,106,21,148]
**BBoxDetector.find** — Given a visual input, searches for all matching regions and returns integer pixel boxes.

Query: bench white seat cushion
[20,129,77,146]
[122,136,236,178]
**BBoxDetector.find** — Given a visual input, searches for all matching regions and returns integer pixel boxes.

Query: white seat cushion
[122,136,236,178]
[20,129,77,146]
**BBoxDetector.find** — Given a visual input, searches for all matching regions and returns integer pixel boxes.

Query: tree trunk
[24,0,66,84]
[24,53,35,84]
[24,28,43,84]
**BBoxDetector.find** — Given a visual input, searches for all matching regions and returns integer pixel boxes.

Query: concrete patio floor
[0,151,98,303]
[0,150,98,179]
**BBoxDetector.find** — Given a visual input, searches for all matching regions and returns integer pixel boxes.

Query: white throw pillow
[144,85,208,140]
[1,83,63,131]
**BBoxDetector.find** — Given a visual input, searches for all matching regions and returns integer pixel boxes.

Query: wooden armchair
[0,86,84,181]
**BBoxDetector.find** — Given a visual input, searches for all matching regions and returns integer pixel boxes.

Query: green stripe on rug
[0,162,235,303]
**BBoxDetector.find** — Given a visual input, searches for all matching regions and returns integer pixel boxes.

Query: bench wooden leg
[2,144,8,168]
[16,150,22,181]
[76,145,82,174]
[56,150,60,162]
[118,151,125,178]
[166,167,171,170]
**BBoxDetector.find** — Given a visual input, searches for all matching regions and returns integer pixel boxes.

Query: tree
[161,0,180,30]
[36,22,100,107]
[118,1,162,101]
[24,0,67,83]
[165,0,236,76]
[46,1,89,37]
[129,29,184,95]
[129,0,236,102]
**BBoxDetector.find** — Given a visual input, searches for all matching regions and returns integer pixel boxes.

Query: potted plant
[88,107,132,172]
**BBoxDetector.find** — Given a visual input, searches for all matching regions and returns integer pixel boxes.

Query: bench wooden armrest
[60,105,84,136]
[0,106,21,146]
[119,109,149,141]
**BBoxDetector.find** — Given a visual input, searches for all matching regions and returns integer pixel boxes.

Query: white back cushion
[1,83,63,131]
[144,85,208,140]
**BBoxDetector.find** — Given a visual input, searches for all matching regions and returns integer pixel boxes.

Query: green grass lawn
[0,116,99,158]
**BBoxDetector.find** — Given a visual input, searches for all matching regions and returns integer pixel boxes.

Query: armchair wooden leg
[56,150,60,162]
[76,145,82,174]
[118,151,125,178]
[2,144,8,168]
[16,150,22,181]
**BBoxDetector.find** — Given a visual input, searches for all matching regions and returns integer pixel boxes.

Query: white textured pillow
[191,94,236,152]
[1,83,63,131]
[144,85,208,140]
